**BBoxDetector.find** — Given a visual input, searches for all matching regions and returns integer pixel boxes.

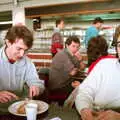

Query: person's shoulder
[98,57,117,65]
[86,26,95,32]
[89,57,117,73]
[90,26,97,30]
[54,49,64,57]
[53,49,67,60]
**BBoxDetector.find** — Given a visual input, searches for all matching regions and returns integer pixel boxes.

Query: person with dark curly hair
[87,35,115,74]
[49,35,85,96]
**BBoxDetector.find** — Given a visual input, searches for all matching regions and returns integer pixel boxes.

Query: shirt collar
[54,27,60,32]
[1,46,26,66]
[66,47,74,56]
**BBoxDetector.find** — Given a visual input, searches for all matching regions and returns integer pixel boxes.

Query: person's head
[115,35,120,60]
[112,25,120,46]
[5,25,33,61]
[56,18,64,29]
[93,17,104,29]
[87,35,108,66]
[65,35,80,54]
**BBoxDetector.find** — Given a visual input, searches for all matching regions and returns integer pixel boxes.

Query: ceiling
[0,0,12,4]
[0,0,120,23]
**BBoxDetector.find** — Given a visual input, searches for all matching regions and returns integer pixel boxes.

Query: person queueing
[84,17,104,48]
[51,18,65,57]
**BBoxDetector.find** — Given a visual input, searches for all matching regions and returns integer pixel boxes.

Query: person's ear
[5,39,12,47]
[66,44,69,48]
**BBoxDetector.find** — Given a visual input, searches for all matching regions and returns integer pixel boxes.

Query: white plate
[8,100,49,116]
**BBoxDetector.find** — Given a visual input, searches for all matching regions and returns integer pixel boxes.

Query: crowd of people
[0,16,120,120]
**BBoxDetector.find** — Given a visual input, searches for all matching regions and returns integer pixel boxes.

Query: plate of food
[8,100,49,116]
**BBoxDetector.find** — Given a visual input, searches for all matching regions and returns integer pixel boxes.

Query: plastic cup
[25,103,38,120]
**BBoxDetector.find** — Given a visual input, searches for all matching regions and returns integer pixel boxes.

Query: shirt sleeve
[25,59,45,92]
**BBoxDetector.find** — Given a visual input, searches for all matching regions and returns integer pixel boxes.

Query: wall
[0,0,104,12]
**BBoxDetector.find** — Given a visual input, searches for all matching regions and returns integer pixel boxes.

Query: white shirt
[75,58,120,114]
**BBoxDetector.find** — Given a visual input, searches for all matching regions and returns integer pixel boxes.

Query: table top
[46,102,80,120]
[0,102,81,120]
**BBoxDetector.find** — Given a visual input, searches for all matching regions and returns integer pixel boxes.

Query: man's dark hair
[65,35,80,47]
[93,17,104,24]
[56,18,64,27]
[87,35,108,66]
[5,25,33,49]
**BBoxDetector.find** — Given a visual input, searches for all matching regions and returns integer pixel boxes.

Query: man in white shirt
[75,35,120,120]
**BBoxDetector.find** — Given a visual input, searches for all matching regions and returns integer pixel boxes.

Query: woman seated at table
[87,35,115,74]
[48,35,85,96]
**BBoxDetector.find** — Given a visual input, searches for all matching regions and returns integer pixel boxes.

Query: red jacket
[51,32,64,54]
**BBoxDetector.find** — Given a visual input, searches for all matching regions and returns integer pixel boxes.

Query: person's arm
[97,110,120,120]
[75,61,103,116]
[80,108,94,120]
[74,51,83,61]
[29,86,40,98]
[0,91,18,103]
[74,51,86,70]
[25,59,45,98]
[81,108,120,120]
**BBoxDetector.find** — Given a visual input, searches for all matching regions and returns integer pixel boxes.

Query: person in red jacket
[51,18,65,57]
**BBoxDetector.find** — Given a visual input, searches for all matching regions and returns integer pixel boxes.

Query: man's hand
[96,110,120,120]
[0,91,18,103]
[29,86,40,98]
[80,108,94,120]
[71,81,80,88]
[74,51,82,61]
[70,68,78,76]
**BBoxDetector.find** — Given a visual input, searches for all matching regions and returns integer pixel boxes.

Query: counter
[28,48,116,68]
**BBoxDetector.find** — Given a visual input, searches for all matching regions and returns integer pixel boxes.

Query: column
[12,7,25,26]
